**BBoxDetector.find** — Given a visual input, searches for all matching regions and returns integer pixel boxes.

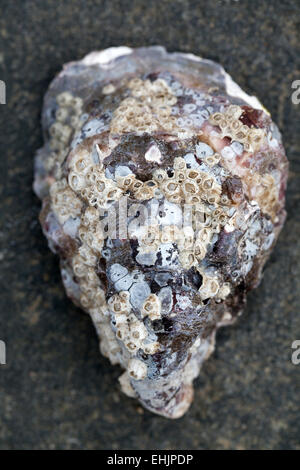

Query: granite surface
[0,0,299,450]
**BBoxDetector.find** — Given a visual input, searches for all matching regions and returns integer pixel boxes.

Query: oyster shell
[34,46,288,418]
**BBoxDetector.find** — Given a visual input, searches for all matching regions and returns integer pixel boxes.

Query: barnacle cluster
[111,78,178,135]
[50,178,83,224]
[209,105,266,153]
[154,157,222,205]
[108,291,159,356]
[46,92,84,179]
[34,47,288,418]
[68,147,123,209]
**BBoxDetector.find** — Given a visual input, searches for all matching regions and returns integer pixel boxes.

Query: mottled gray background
[0,0,299,450]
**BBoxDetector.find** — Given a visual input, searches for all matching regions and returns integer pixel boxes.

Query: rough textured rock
[34,46,288,418]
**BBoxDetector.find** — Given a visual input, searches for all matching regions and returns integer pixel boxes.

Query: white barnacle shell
[128,358,148,381]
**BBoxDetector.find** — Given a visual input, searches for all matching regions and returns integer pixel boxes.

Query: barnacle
[128,358,148,381]
[35,47,288,419]
[141,294,161,321]
[198,271,220,300]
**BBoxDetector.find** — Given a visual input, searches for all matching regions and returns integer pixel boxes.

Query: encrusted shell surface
[34,46,288,418]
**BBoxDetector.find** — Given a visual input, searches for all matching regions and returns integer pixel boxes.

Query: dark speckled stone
[0,0,299,450]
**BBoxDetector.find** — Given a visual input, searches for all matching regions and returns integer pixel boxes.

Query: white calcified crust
[223,70,265,111]
[81,47,133,66]
[34,47,288,418]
